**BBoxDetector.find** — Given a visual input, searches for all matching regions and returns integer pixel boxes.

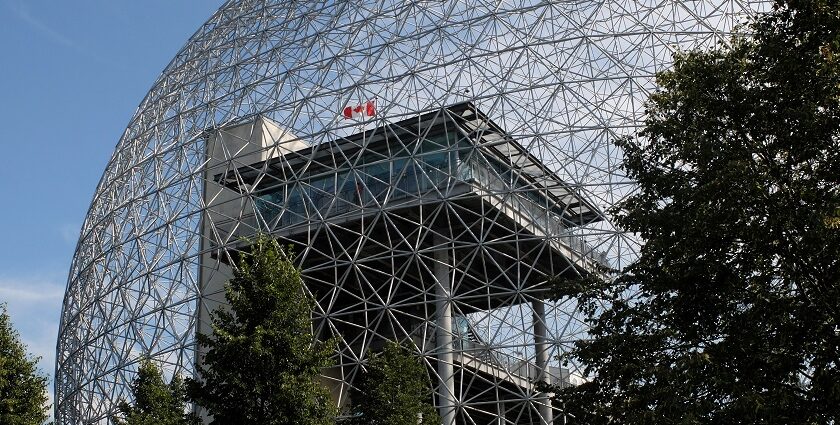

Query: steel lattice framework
[56,1,763,423]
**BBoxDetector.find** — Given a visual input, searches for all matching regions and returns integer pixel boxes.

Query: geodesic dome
[56,1,762,423]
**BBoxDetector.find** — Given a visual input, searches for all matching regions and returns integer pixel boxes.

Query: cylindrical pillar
[496,398,506,425]
[434,235,457,425]
[533,300,554,425]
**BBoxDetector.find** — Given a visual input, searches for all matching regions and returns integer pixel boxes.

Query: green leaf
[548,2,840,423]
[187,235,336,425]
[0,303,50,425]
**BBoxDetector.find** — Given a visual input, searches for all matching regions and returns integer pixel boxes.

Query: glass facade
[254,129,573,239]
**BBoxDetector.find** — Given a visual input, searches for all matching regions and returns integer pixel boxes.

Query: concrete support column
[533,300,554,425]
[434,235,457,425]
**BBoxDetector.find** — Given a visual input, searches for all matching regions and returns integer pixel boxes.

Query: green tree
[348,342,439,425]
[0,304,49,425]
[113,360,199,425]
[551,1,840,423]
[187,236,336,424]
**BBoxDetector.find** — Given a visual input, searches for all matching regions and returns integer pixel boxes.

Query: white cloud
[0,282,64,303]
[0,274,65,422]
[0,275,64,359]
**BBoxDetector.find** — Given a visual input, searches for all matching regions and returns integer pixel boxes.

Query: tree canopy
[0,304,49,425]
[114,360,199,425]
[552,1,840,423]
[187,236,336,425]
[348,342,439,425]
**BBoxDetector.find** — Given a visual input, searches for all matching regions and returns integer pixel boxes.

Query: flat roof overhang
[214,102,604,227]
[208,182,606,315]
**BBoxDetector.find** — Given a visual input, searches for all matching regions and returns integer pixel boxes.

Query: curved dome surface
[56,1,761,423]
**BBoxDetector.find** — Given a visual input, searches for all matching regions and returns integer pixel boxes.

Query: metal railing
[408,318,571,387]
[252,157,610,269]
[462,158,611,270]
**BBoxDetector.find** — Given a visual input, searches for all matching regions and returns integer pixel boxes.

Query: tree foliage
[552,1,840,423]
[114,360,199,425]
[0,303,49,425]
[187,236,336,424]
[348,342,439,425]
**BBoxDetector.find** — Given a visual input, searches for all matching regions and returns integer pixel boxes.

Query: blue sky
[0,0,224,408]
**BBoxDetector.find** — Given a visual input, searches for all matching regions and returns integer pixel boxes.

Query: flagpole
[341,99,376,240]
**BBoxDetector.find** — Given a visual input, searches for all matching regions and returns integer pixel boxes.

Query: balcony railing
[409,317,571,388]
[461,158,610,270]
[252,156,609,269]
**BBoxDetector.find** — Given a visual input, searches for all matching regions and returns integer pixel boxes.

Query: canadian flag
[343,100,375,119]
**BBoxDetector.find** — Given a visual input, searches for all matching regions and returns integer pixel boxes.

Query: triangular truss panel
[56,1,763,423]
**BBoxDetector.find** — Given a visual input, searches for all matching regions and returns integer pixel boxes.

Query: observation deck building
[199,103,606,424]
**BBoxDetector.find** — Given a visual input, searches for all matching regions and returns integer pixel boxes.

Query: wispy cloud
[0,280,64,302]
[7,1,77,48]
[4,0,107,64]
[0,274,65,379]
